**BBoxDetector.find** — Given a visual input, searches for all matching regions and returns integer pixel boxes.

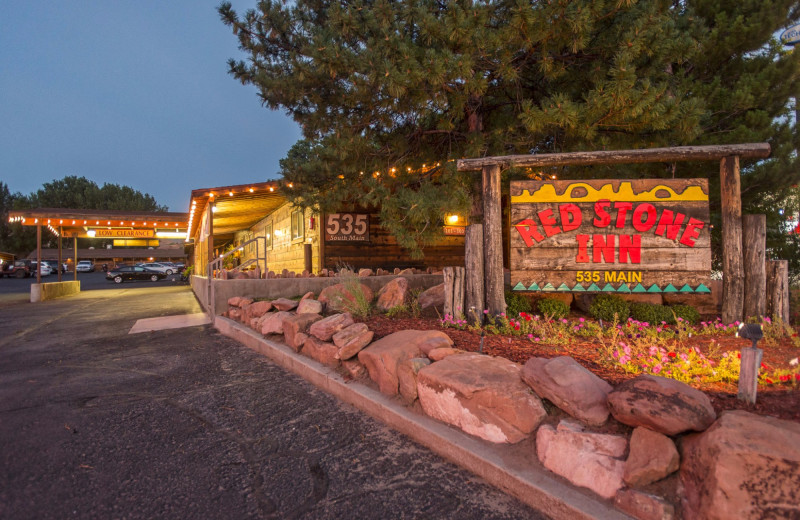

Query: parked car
[3,259,33,278]
[159,261,184,273]
[31,261,53,276]
[76,261,95,272]
[136,262,177,275]
[106,266,166,284]
[44,260,68,273]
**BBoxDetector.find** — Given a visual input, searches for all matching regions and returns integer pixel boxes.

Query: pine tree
[219,0,799,260]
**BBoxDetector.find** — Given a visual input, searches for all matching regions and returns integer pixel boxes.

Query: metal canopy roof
[7,208,189,239]
[188,181,286,239]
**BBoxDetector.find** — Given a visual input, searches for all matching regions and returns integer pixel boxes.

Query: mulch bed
[361,315,800,423]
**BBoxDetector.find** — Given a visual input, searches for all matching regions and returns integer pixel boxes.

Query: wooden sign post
[457,143,772,321]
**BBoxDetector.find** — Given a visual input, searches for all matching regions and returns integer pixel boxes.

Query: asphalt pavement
[0,284,544,519]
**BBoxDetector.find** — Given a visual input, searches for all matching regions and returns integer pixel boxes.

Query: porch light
[446,214,460,225]
[87,230,96,237]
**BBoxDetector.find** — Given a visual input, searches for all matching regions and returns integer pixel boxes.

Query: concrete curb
[214,316,631,520]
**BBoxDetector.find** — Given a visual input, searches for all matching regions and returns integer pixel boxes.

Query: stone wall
[221,290,800,520]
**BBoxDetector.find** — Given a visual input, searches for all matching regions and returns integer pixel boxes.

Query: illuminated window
[265,223,273,249]
[291,210,304,241]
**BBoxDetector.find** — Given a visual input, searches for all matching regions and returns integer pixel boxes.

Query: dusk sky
[1,2,302,212]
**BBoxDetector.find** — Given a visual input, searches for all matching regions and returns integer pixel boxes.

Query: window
[265,223,273,249]
[291,210,304,241]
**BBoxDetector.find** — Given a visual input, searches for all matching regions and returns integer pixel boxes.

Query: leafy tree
[29,176,167,212]
[220,0,799,263]
[0,182,36,256]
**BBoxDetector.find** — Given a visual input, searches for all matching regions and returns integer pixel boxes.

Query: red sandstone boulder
[227,296,252,308]
[358,268,373,277]
[332,323,374,360]
[375,277,409,311]
[227,308,243,322]
[309,312,354,342]
[614,489,675,520]
[417,334,455,355]
[283,313,324,352]
[300,291,315,301]
[296,298,323,315]
[417,352,546,444]
[247,300,273,319]
[302,337,339,367]
[680,410,800,520]
[357,330,441,395]
[624,427,679,487]
[271,298,299,312]
[341,359,367,379]
[607,375,716,435]
[521,356,612,426]
[417,283,445,310]
[259,311,294,335]
[427,347,464,362]
[397,357,431,404]
[318,283,373,313]
[536,419,627,499]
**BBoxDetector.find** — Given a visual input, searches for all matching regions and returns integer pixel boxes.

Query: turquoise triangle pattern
[528,282,540,291]
[647,284,662,293]
[572,283,586,292]
[695,283,711,293]
[617,283,631,293]
[557,283,570,291]
[601,283,616,292]
[542,282,556,291]
[632,283,647,293]
[663,284,678,293]
[679,284,694,293]
[513,282,526,291]
[586,283,601,292]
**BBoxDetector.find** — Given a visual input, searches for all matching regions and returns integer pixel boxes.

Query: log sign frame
[509,179,712,293]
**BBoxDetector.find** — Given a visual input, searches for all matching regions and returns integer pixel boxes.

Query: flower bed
[362,313,800,422]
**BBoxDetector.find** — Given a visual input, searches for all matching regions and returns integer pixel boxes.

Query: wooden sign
[324,213,370,242]
[443,226,466,236]
[94,229,156,238]
[510,179,712,293]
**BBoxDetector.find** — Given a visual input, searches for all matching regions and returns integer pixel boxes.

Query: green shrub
[629,303,673,325]
[505,291,532,317]
[670,304,700,325]
[536,298,570,320]
[590,294,630,322]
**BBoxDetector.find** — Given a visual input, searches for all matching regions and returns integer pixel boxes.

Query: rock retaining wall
[223,294,800,520]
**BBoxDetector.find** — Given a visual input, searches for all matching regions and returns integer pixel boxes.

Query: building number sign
[325,213,370,242]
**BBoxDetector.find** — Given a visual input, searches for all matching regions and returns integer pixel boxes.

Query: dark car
[106,265,167,284]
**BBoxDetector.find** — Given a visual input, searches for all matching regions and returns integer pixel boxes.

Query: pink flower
[652,364,663,374]
[579,317,585,323]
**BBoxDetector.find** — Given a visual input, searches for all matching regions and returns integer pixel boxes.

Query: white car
[76,261,94,272]
[31,261,52,276]
[137,262,177,275]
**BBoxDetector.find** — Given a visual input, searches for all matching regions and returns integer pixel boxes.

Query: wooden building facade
[187,182,466,276]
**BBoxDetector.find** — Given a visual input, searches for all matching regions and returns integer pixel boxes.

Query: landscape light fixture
[737,322,764,404]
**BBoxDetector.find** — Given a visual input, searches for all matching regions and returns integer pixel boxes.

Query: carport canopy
[8,208,189,283]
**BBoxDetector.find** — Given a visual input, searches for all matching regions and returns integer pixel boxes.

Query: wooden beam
[742,214,766,319]
[720,156,744,324]
[36,224,42,284]
[457,143,771,171]
[483,165,506,316]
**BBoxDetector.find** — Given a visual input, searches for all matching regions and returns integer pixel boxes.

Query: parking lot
[0,271,185,304]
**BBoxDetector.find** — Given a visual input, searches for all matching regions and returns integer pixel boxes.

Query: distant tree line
[0,176,167,256]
